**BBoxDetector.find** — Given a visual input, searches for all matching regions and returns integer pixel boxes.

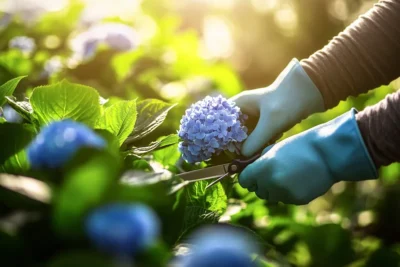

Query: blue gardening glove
[230,58,325,157]
[239,109,378,205]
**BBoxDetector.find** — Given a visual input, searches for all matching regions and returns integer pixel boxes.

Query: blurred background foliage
[0,0,399,266]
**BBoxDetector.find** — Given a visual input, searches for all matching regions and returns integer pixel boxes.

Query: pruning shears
[177,153,261,190]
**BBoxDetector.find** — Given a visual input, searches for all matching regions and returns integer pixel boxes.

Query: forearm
[356,90,400,168]
[301,0,400,109]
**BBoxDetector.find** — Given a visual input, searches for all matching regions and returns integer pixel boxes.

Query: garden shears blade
[178,153,261,189]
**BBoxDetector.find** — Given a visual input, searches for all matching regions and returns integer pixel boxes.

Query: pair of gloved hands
[231,59,377,205]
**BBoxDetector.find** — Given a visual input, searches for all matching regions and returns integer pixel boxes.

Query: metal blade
[178,163,230,181]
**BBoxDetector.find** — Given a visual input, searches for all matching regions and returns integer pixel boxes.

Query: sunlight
[274,5,298,36]
[251,0,279,13]
[202,16,234,58]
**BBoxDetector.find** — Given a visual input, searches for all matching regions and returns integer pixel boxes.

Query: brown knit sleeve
[301,0,400,109]
[356,90,400,168]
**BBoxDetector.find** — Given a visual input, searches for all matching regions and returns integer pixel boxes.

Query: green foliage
[126,99,177,143]
[96,99,137,145]
[0,76,25,106]
[0,123,35,173]
[0,1,399,266]
[53,148,120,238]
[30,80,101,127]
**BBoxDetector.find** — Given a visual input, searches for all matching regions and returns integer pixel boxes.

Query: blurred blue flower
[70,23,138,61]
[181,226,259,267]
[27,120,106,169]
[178,95,248,163]
[2,105,23,123]
[41,57,63,78]
[86,203,160,255]
[9,36,36,55]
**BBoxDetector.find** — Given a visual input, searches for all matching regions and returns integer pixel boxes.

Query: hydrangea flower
[9,36,36,54]
[41,57,63,78]
[178,95,248,163]
[70,23,138,61]
[1,105,23,123]
[180,226,258,267]
[27,120,106,169]
[85,203,160,255]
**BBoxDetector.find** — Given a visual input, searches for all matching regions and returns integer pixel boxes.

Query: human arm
[238,90,400,205]
[232,0,400,157]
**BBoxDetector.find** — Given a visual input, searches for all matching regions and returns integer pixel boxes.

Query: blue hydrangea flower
[27,120,106,169]
[70,23,137,61]
[85,203,160,255]
[2,105,23,123]
[9,36,36,54]
[178,95,248,163]
[180,226,258,267]
[41,57,63,78]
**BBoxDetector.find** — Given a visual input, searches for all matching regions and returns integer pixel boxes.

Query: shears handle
[228,153,261,174]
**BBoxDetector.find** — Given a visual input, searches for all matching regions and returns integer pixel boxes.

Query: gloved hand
[230,58,325,157]
[239,109,378,205]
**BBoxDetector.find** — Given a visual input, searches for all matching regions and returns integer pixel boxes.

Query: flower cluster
[1,105,23,123]
[42,57,63,78]
[179,226,258,267]
[86,203,160,255]
[70,23,138,61]
[9,36,36,54]
[27,120,106,169]
[178,95,248,163]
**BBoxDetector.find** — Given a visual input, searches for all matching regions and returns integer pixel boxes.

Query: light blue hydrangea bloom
[180,226,259,267]
[178,95,248,163]
[2,105,23,123]
[9,36,36,54]
[41,57,63,78]
[70,23,138,61]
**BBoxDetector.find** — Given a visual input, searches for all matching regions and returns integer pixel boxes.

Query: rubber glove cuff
[261,108,377,182]
[326,108,377,181]
[272,58,325,117]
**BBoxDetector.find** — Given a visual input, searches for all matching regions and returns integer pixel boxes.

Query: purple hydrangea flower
[178,95,248,163]
[27,120,106,169]
[70,23,137,61]
[9,36,36,54]
[41,57,63,78]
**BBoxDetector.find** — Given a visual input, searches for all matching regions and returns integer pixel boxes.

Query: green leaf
[30,80,101,126]
[179,181,228,238]
[5,97,33,122]
[53,148,119,238]
[129,134,179,156]
[0,123,35,174]
[96,99,137,146]
[125,99,177,143]
[153,143,180,168]
[47,250,114,267]
[0,76,26,106]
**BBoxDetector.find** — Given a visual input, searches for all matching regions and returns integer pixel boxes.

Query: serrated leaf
[30,80,101,126]
[96,100,137,146]
[130,134,179,155]
[5,97,33,121]
[125,99,176,143]
[0,76,26,106]
[179,180,228,238]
